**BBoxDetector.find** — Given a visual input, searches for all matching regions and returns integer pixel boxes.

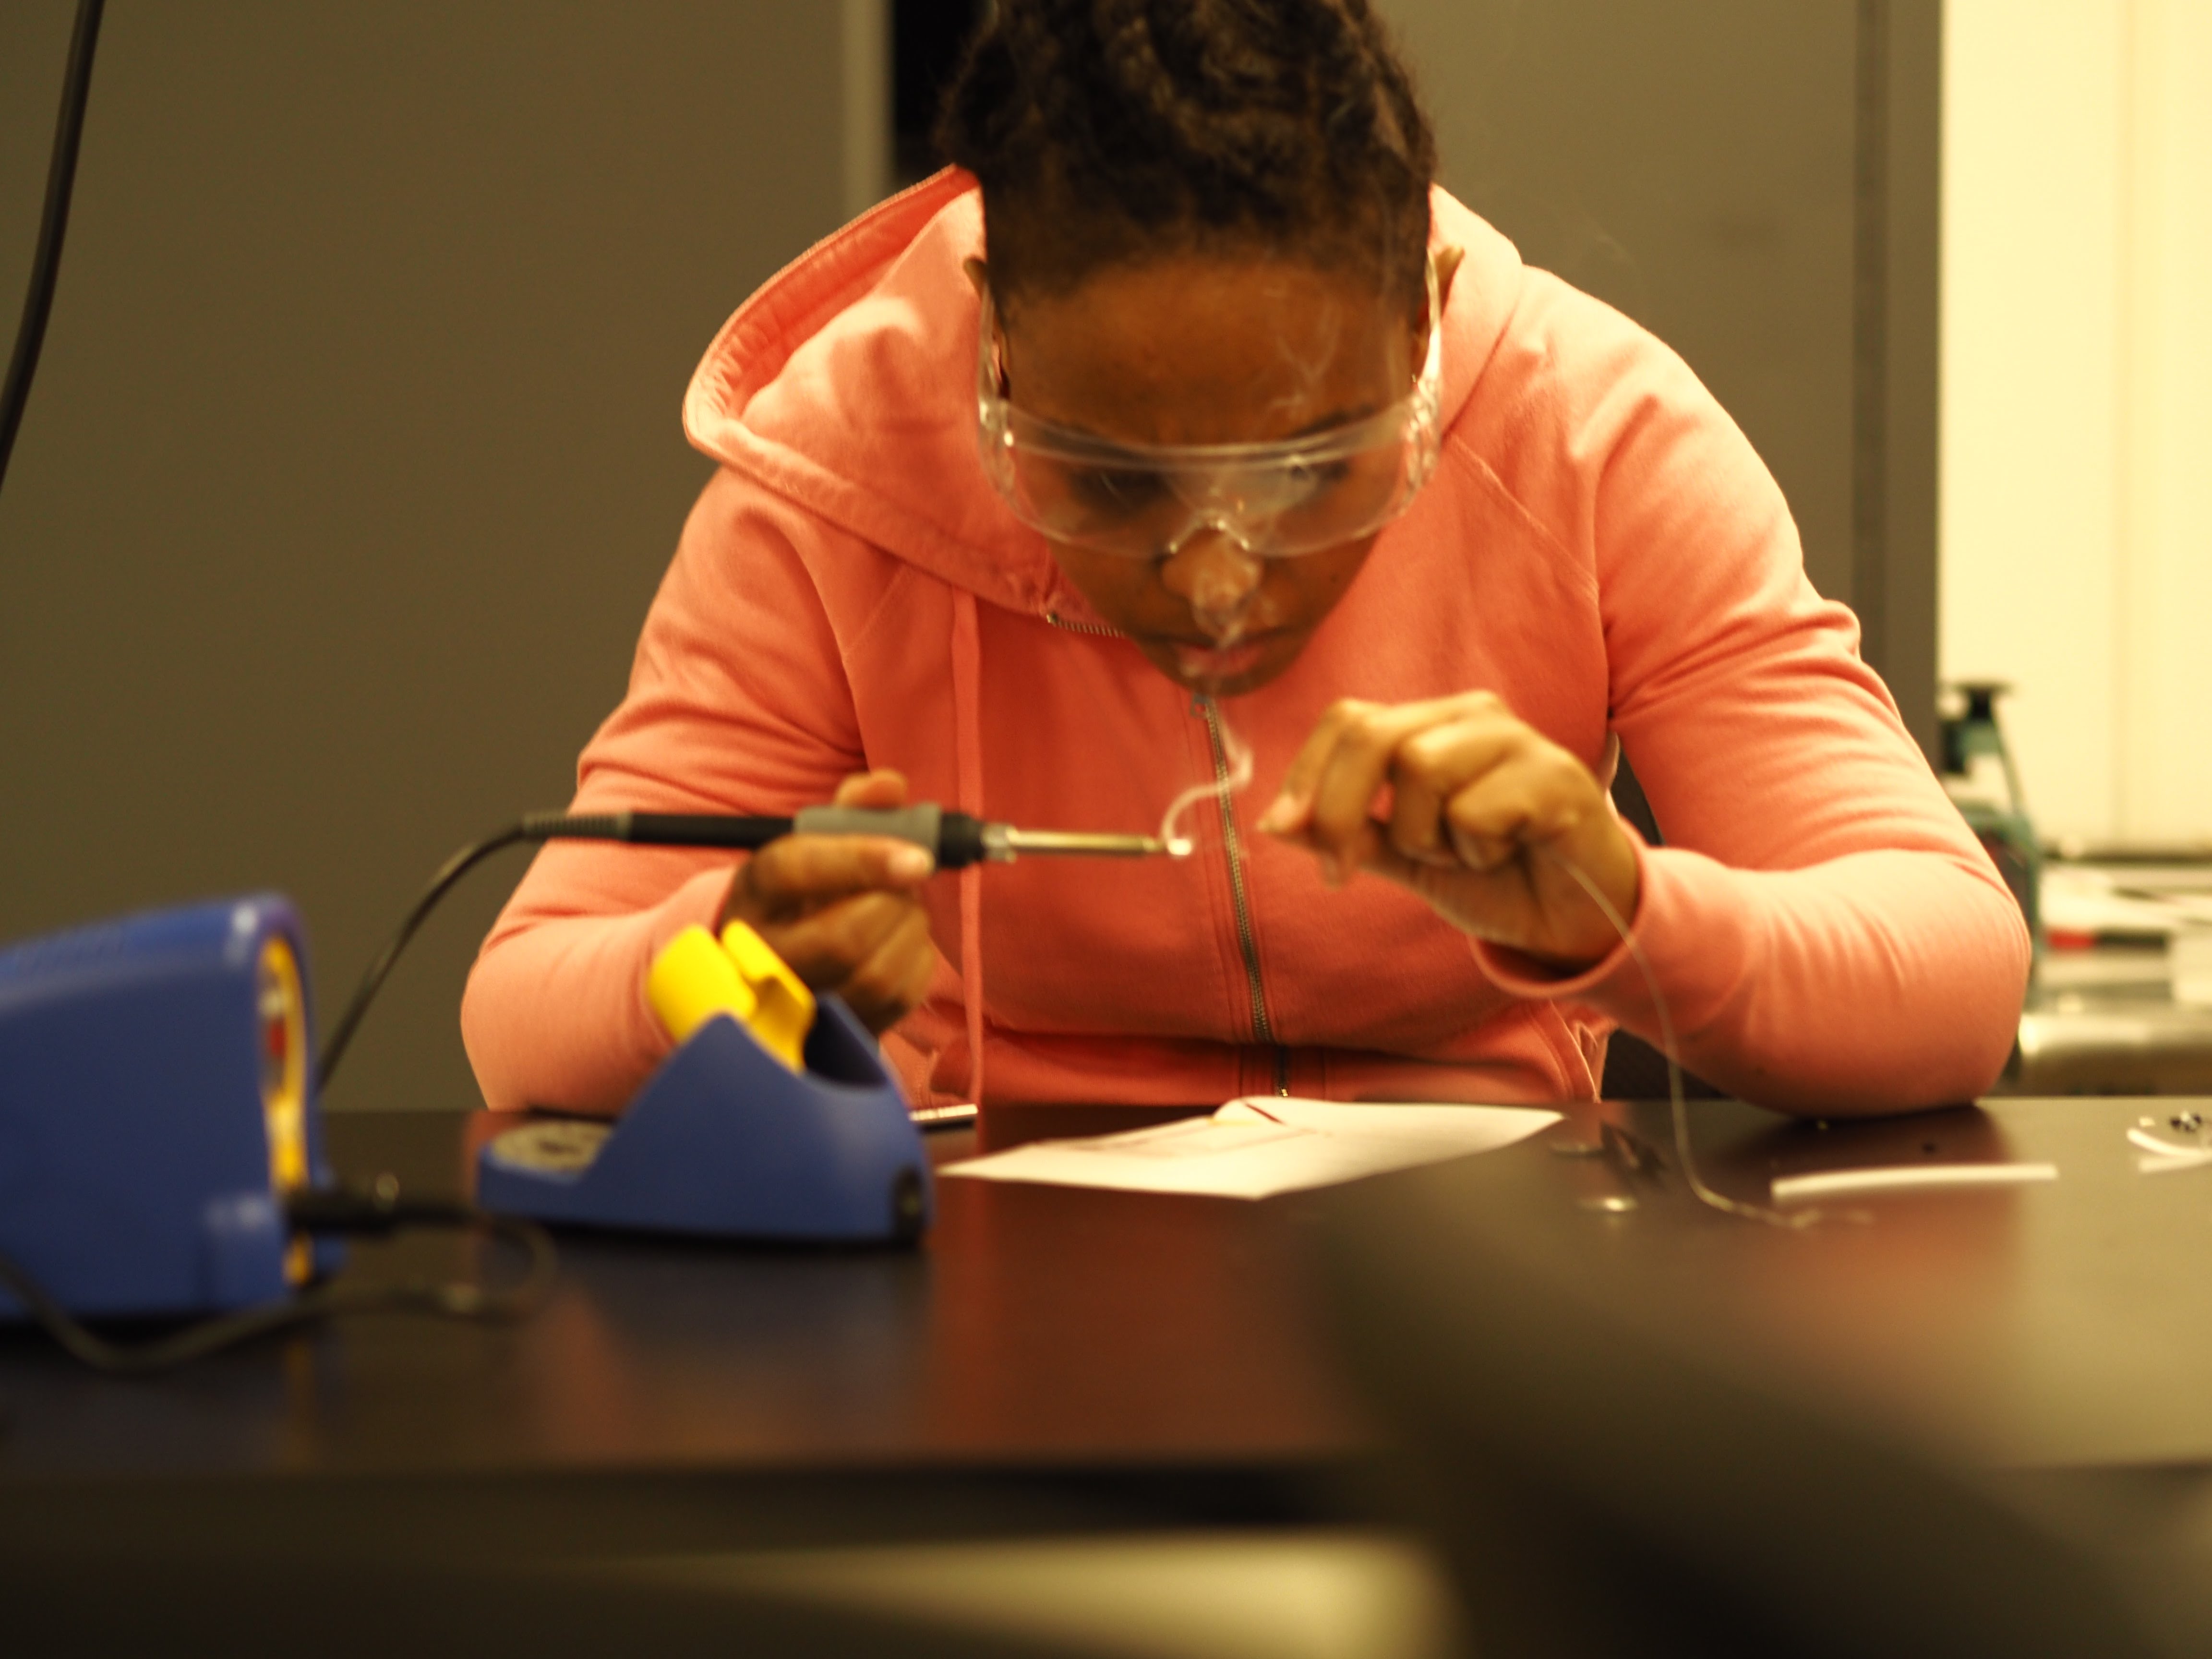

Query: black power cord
[0,0,104,499]
[316,824,532,1093]
[315,807,966,1093]
[0,1177,554,1375]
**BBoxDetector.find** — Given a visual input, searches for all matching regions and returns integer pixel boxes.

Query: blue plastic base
[0,895,333,1320]
[475,998,932,1244]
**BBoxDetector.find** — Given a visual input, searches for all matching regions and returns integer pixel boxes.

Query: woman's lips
[1168,637,1273,681]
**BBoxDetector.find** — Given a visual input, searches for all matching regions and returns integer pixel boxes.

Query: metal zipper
[1198,696,1289,1093]
[1044,612,1287,1093]
[1043,610,1122,637]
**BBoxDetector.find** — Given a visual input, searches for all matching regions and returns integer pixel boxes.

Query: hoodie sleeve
[1468,308,2029,1115]
[459,469,870,1114]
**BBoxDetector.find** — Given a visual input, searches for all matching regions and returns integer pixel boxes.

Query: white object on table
[939,1097,1561,1200]
[2041,865,2212,939]
[1769,1162,2058,1203]
[2127,1124,2212,1173]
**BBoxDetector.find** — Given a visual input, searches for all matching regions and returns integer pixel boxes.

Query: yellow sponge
[645,922,816,1071]
[717,921,816,1070]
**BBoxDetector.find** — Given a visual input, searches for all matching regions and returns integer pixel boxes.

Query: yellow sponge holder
[646,922,817,1071]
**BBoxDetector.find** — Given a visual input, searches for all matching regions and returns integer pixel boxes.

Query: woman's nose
[1160,529,1265,640]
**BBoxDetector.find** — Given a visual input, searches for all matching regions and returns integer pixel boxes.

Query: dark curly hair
[936,0,1437,311]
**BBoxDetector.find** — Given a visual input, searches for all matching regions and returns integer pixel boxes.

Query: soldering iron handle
[794,804,990,869]
[519,811,792,850]
[621,813,793,849]
[519,806,992,868]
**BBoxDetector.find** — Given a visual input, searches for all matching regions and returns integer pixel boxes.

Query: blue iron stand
[475,997,933,1244]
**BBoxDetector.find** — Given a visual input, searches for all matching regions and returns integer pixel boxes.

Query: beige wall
[0,3,861,1112]
[1942,0,2212,845]
[1374,0,1943,758]
[1377,0,1860,610]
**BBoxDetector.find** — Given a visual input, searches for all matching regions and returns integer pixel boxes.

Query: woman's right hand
[715,769,939,1034]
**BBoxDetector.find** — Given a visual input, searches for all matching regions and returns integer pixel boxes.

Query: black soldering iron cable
[0,1188,554,1375]
[0,0,105,500]
[315,823,534,1093]
[315,814,813,1093]
[314,808,994,1093]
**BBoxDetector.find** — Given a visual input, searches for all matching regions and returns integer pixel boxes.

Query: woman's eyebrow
[1282,399,1387,438]
[1042,399,1394,451]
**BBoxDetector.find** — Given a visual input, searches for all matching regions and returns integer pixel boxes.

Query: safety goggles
[974,259,1442,560]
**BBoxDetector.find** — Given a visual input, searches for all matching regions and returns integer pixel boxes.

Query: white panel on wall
[1939,0,2127,843]
[2118,0,2212,842]
[1943,0,2212,848]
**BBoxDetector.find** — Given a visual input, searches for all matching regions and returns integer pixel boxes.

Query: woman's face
[981,252,1452,697]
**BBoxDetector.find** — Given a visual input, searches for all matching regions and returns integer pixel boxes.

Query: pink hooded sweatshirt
[460,169,2030,1119]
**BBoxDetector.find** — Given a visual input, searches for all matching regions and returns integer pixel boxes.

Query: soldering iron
[521,804,1173,867]
[314,803,1180,1090]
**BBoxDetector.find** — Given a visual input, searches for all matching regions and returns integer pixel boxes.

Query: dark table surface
[5,1093,2212,1560]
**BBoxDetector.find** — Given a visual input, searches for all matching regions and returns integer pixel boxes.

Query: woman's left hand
[1255,692,1640,970]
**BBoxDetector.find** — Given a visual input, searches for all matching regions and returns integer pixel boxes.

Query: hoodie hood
[682,169,1528,620]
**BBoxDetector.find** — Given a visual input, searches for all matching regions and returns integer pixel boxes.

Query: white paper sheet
[2042,863,2212,938]
[938,1096,1562,1200]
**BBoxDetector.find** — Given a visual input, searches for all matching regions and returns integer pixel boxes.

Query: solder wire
[1159,712,1254,855]
[1153,712,1806,1223]
[1540,846,1821,1230]
[1152,716,1804,1221]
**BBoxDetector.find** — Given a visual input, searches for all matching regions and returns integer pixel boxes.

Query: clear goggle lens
[975,259,1442,560]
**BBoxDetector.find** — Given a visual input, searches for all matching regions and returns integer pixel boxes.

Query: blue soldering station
[0,846,929,1331]
[0,799,1151,1342]
[0,895,334,1319]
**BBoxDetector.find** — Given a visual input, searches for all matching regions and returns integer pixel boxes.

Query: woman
[461,0,2027,1118]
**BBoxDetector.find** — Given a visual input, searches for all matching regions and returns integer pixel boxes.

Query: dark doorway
[895,0,988,187]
